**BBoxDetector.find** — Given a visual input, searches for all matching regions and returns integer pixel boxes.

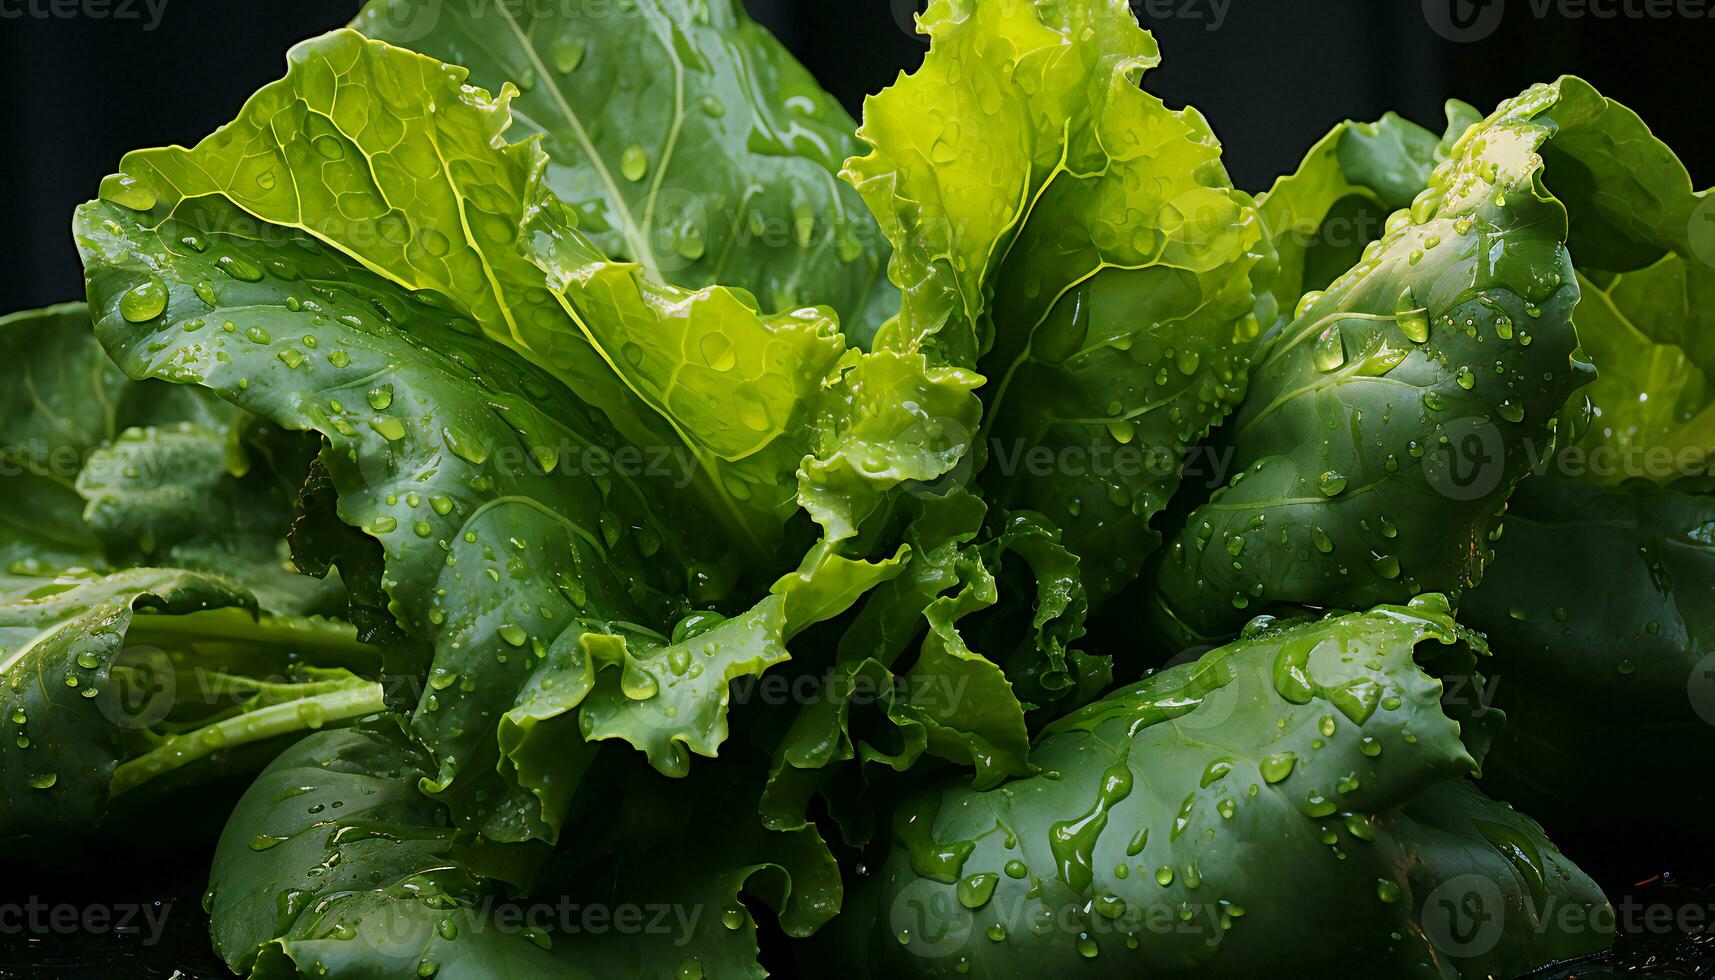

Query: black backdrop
[2,0,1711,314]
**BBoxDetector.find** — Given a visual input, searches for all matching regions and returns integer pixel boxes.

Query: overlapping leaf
[1148,81,1610,644]
[841,599,1609,978]
[844,0,1272,603]
[354,0,897,343]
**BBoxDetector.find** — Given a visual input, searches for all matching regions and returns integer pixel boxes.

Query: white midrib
[496,7,659,277]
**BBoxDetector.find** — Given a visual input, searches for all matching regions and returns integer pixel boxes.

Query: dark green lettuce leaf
[844,0,1273,603]
[208,723,580,978]
[0,567,381,840]
[1464,479,1715,824]
[1258,102,1478,318]
[75,30,955,848]
[1447,83,1714,825]
[0,303,234,574]
[839,598,1610,978]
[1148,80,1613,645]
[354,0,898,343]
[0,302,341,614]
[212,723,845,980]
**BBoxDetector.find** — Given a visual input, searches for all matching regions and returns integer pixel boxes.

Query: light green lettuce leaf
[76,30,941,845]
[95,29,848,558]
[843,0,1272,602]
[353,0,897,343]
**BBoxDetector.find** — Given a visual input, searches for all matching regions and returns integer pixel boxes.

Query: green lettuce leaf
[840,598,1610,978]
[208,723,583,978]
[1563,261,1714,483]
[1258,102,1478,318]
[843,0,1273,602]
[0,567,381,840]
[212,724,844,980]
[1450,82,1713,824]
[1463,479,1715,825]
[91,29,858,558]
[1148,79,1610,645]
[0,303,235,574]
[354,0,898,343]
[75,30,944,846]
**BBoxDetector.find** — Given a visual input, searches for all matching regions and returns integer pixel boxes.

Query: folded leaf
[354,0,898,343]
[1258,102,1477,319]
[0,567,381,839]
[76,31,946,846]
[1149,79,1610,644]
[841,598,1609,979]
[844,0,1273,602]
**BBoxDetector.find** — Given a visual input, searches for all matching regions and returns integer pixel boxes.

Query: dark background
[2,0,1712,313]
[0,4,1712,977]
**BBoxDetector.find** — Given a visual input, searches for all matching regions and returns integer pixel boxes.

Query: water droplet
[621,145,650,182]
[1313,326,1346,372]
[1396,288,1429,343]
[699,333,736,371]
[369,417,406,442]
[99,172,157,211]
[1260,752,1296,783]
[216,255,264,282]
[119,279,168,323]
[553,35,587,73]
